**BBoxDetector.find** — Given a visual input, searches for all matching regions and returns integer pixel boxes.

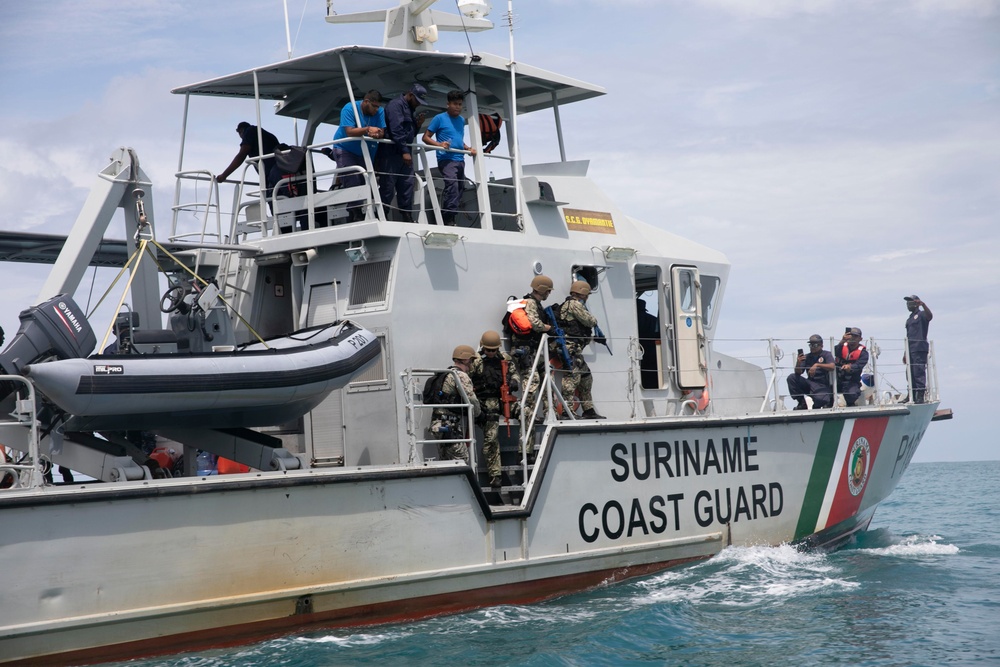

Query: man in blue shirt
[333,90,385,222]
[787,335,836,410]
[422,90,477,225]
[378,83,427,223]
[903,295,933,403]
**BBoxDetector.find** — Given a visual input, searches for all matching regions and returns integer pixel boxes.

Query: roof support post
[464,70,494,230]
[551,91,567,162]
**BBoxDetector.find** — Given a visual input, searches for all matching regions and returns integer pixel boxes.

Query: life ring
[695,388,710,411]
[682,388,710,412]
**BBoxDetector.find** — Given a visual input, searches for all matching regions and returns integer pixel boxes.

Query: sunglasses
[808,342,822,347]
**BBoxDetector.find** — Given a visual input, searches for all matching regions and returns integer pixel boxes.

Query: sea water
[105,461,999,666]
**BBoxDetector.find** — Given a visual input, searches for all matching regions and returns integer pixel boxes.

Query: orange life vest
[505,298,533,336]
[478,113,502,154]
[839,344,864,362]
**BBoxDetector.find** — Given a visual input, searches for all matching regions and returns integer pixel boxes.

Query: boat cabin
[160,31,748,472]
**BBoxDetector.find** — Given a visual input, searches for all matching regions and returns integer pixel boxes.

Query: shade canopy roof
[172,46,605,124]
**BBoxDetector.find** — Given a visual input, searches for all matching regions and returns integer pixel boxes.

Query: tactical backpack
[422,371,451,405]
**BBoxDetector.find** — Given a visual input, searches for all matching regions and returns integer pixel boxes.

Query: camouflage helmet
[452,344,476,361]
[570,280,591,297]
[530,275,554,292]
[480,330,502,350]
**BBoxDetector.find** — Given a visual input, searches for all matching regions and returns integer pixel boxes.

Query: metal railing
[171,136,521,246]
[0,375,43,490]
[400,368,479,471]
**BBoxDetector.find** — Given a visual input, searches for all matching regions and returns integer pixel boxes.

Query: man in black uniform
[378,83,427,222]
[903,295,933,403]
[835,327,869,407]
[787,335,836,409]
[216,122,281,196]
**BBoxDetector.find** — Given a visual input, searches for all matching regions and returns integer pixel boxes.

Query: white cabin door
[304,282,346,464]
[670,266,707,389]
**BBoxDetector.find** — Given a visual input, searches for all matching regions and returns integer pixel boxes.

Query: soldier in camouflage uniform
[431,345,481,462]
[557,280,605,419]
[510,275,554,457]
[468,330,520,487]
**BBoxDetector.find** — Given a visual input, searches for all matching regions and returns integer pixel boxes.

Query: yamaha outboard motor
[0,295,96,400]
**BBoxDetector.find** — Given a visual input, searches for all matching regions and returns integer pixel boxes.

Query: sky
[0,0,997,463]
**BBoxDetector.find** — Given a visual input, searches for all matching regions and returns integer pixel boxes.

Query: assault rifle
[583,301,612,354]
[544,305,573,369]
[500,359,514,436]
[593,323,611,354]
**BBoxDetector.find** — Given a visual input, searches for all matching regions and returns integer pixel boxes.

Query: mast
[506,0,524,230]
[325,0,493,51]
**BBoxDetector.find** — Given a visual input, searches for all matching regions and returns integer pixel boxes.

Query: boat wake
[293,628,414,646]
[634,544,860,607]
[850,527,960,556]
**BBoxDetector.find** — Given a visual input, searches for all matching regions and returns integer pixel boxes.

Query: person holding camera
[788,335,836,410]
[836,327,869,407]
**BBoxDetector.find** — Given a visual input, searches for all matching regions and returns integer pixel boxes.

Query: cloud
[690,0,1000,18]
[862,249,933,264]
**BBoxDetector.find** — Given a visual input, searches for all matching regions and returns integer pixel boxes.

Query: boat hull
[0,404,933,664]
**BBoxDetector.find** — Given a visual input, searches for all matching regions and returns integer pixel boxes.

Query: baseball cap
[808,334,823,344]
[849,327,862,337]
[410,83,428,105]
[903,295,920,301]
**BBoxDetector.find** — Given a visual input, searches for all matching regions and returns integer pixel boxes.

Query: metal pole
[903,336,913,403]
[282,0,300,145]
[507,0,524,232]
[551,91,566,162]
[174,94,191,236]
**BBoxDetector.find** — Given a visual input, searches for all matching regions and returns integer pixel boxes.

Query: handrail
[0,374,43,489]
[175,132,504,238]
[748,335,938,410]
[400,368,478,472]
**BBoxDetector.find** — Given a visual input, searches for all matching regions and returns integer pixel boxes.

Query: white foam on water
[635,544,858,607]
[468,603,602,627]
[861,533,959,557]
[294,629,412,646]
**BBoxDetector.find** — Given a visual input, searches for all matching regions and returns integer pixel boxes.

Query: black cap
[410,83,428,105]
[903,294,920,301]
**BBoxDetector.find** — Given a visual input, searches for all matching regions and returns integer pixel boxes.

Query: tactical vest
[558,297,593,341]
[473,355,504,398]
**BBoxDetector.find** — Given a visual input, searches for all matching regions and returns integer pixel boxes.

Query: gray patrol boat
[0,1,949,663]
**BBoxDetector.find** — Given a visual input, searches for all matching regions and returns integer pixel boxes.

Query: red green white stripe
[794,416,890,540]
